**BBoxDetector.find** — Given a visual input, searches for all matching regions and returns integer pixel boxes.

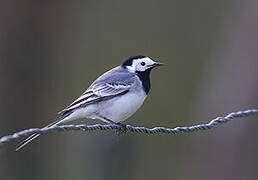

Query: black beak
[153,62,164,67]
[148,62,164,68]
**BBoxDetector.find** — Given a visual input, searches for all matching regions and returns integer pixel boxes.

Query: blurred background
[1,0,258,179]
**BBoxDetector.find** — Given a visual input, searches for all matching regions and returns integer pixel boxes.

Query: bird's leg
[101,116,127,135]
[115,122,127,135]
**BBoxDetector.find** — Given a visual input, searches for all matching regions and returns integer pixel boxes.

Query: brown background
[0,0,258,179]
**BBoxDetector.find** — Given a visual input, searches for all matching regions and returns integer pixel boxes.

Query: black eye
[141,62,146,66]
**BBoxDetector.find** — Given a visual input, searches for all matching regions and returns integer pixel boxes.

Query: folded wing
[58,82,132,116]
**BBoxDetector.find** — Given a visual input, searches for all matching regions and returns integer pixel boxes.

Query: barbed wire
[0,109,258,147]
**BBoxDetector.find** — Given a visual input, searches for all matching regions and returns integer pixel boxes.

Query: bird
[15,55,163,151]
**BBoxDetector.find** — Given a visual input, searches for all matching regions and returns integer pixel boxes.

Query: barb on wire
[0,109,258,147]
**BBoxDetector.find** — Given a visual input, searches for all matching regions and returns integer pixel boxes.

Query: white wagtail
[16,55,163,151]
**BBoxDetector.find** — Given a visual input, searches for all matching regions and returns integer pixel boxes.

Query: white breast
[95,89,147,123]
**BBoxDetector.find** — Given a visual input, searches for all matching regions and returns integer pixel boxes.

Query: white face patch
[126,57,156,73]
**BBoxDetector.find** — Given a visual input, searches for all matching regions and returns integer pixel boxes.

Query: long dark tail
[15,116,65,152]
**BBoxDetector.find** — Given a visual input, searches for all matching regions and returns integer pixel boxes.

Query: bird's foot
[115,123,127,135]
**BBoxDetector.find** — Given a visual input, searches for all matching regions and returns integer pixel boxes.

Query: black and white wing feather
[59,66,137,116]
[59,82,132,115]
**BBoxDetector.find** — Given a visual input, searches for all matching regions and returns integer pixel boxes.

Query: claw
[115,123,127,135]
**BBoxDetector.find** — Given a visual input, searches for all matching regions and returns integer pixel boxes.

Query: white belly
[95,90,147,123]
[59,90,147,124]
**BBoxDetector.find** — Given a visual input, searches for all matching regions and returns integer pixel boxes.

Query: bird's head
[122,55,163,73]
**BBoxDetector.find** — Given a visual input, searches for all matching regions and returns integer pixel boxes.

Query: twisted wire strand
[0,109,258,147]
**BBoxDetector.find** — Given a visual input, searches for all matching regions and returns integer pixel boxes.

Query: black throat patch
[136,69,151,94]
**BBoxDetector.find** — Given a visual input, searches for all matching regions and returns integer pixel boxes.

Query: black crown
[121,55,146,67]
